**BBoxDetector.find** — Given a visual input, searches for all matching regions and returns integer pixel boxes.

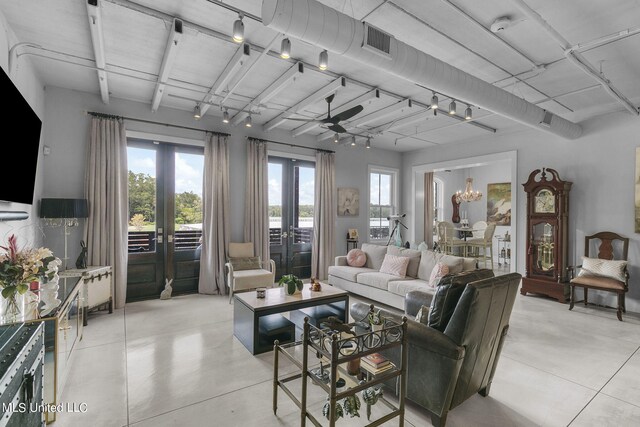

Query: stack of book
[360,353,394,375]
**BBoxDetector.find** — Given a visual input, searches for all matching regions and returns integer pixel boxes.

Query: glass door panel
[532,222,555,274]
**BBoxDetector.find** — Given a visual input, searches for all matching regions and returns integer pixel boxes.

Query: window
[369,168,398,241]
[433,177,444,223]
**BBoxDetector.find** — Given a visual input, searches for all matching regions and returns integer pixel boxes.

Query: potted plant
[278,274,303,295]
[368,307,384,332]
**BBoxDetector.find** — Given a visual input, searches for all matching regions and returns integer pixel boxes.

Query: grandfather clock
[521,168,572,302]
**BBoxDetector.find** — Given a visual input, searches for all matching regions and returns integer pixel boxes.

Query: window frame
[368,165,399,243]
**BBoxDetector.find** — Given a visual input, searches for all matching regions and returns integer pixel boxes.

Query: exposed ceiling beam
[292,89,380,137]
[263,77,347,131]
[85,0,109,104]
[151,18,183,112]
[367,109,432,135]
[231,62,304,126]
[199,43,250,116]
[317,99,413,141]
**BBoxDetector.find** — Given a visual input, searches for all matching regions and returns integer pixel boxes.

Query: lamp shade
[40,198,88,219]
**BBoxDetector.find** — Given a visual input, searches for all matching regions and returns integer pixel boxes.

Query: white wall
[0,10,45,247]
[402,113,640,312]
[40,86,402,261]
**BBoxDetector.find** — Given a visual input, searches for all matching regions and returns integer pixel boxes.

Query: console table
[61,266,112,326]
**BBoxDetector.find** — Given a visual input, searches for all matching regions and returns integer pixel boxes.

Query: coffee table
[233,283,349,355]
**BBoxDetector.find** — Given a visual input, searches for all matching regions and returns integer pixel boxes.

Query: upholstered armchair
[226,242,275,302]
[352,271,522,427]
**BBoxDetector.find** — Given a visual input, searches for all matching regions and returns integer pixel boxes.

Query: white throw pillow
[428,262,450,288]
[379,254,410,277]
[361,243,388,270]
[387,246,421,278]
[579,256,627,282]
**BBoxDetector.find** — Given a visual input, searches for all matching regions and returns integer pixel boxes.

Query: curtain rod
[86,111,231,137]
[249,137,334,154]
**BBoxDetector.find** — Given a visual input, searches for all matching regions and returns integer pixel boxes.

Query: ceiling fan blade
[283,118,319,122]
[328,124,347,133]
[331,105,364,123]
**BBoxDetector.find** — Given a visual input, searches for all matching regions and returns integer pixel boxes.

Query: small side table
[347,238,358,251]
[495,236,511,267]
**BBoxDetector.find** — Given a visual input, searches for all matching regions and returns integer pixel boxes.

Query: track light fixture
[448,100,456,115]
[318,50,328,71]
[222,109,230,124]
[351,136,356,146]
[233,14,244,43]
[280,37,291,59]
[245,114,252,128]
[194,104,202,120]
[333,133,339,143]
[465,105,472,120]
[366,137,371,149]
[430,92,438,109]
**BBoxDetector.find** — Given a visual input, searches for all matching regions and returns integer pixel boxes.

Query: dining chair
[437,221,467,256]
[466,223,496,269]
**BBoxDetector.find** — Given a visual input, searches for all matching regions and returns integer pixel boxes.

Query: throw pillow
[415,305,430,325]
[361,243,388,270]
[417,241,429,251]
[428,269,495,332]
[428,262,450,288]
[230,256,262,271]
[387,246,421,278]
[579,256,627,282]
[346,249,366,267]
[379,254,410,277]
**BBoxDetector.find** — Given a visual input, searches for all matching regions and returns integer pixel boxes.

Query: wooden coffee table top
[235,282,347,311]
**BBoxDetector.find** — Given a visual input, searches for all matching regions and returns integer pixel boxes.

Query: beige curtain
[244,139,269,262]
[199,134,230,294]
[311,152,336,280]
[84,117,128,309]
[424,172,434,248]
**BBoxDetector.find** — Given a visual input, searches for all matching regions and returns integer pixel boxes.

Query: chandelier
[456,178,482,203]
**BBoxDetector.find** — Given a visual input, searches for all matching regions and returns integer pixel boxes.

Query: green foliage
[129,171,156,223]
[278,274,303,295]
[130,214,146,231]
[268,205,314,218]
[368,309,383,325]
[175,191,203,224]
[369,205,392,219]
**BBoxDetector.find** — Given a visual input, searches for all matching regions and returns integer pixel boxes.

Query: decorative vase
[1,292,26,323]
[371,323,383,332]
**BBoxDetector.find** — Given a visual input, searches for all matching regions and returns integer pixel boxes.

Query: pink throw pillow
[346,249,366,267]
[379,254,410,277]
[428,263,450,288]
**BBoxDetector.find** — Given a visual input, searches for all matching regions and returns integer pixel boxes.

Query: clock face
[534,189,555,213]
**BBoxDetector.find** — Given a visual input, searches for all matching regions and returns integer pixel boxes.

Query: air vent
[540,110,553,128]
[362,23,393,59]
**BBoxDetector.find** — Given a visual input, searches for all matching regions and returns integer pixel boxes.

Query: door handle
[281,232,288,238]
[167,235,173,243]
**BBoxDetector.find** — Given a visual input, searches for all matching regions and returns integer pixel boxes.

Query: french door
[268,157,315,280]
[126,139,204,301]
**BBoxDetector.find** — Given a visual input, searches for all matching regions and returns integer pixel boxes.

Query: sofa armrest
[404,291,434,318]
[335,256,348,266]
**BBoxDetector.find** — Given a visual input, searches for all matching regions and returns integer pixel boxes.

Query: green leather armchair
[352,272,522,427]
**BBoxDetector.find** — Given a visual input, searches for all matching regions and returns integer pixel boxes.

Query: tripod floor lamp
[40,198,88,270]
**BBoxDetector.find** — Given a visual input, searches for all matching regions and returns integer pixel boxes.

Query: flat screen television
[0,65,42,205]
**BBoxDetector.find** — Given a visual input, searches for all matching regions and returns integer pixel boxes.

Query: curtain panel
[199,134,230,294]
[244,139,270,263]
[84,117,128,309]
[424,172,434,248]
[311,152,336,280]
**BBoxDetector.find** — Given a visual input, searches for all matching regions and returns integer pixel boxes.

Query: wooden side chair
[568,232,630,321]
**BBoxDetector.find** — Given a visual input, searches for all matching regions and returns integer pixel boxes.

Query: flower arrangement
[0,235,61,321]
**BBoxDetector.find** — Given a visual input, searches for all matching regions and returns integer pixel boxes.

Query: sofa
[328,243,477,309]
[351,271,522,427]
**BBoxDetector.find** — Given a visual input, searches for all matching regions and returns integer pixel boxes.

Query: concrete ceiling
[1,0,638,151]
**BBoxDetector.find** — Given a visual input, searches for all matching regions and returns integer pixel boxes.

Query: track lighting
[351,136,356,146]
[430,92,438,109]
[448,100,456,115]
[465,105,472,120]
[233,14,244,43]
[318,50,328,71]
[194,105,201,120]
[366,137,371,149]
[245,114,252,128]
[280,37,291,59]
[222,109,230,124]
[333,133,339,143]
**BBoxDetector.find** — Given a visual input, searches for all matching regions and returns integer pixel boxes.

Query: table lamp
[40,198,88,270]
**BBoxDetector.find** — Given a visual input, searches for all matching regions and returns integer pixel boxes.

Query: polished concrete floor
[57,289,640,427]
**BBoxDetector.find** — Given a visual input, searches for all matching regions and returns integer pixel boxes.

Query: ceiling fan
[285,94,364,133]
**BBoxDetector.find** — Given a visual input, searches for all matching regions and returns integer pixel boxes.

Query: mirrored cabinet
[522,168,572,302]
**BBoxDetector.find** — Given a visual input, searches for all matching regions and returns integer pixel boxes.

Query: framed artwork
[338,187,359,216]
[487,182,511,226]
[348,229,359,239]
[635,148,640,232]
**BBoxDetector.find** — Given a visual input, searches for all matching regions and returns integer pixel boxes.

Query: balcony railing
[269,227,313,245]
[128,230,202,253]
